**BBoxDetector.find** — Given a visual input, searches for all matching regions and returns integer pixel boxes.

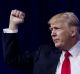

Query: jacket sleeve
[2,33,33,70]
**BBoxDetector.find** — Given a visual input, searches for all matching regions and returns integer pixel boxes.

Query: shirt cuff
[3,28,18,33]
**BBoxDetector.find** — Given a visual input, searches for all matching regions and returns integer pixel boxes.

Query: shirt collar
[62,40,80,57]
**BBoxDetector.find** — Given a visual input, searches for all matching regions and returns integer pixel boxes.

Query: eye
[54,27,60,29]
[49,27,61,31]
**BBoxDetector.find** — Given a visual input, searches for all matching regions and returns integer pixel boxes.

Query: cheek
[57,31,65,38]
[57,31,69,42]
[59,32,70,44]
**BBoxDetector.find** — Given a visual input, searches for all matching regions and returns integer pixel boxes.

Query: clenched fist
[9,9,25,30]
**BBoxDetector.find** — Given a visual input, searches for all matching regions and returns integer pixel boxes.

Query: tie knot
[65,51,71,58]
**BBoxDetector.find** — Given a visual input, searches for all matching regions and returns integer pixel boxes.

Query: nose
[51,30,56,37]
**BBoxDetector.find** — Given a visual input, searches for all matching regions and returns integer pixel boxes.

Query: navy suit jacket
[2,33,61,74]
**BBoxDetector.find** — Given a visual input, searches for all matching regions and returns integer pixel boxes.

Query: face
[49,20,73,50]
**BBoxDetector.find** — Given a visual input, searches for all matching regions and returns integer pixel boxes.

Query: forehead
[49,19,68,28]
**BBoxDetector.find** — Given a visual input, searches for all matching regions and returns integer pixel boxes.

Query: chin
[54,43,62,49]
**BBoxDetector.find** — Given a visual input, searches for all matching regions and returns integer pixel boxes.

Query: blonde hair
[48,12,80,27]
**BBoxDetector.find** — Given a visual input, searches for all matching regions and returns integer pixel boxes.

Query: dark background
[0,0,80,74]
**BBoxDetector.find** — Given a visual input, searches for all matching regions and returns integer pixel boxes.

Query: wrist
[9,22,18,30]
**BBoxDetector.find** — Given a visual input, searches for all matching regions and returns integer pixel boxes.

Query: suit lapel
[33,45,61,74]
[46,50,61,74]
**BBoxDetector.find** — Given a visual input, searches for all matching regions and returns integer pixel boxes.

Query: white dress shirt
[56,41,80,74]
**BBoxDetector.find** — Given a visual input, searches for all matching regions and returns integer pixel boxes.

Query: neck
[62,35,79,51]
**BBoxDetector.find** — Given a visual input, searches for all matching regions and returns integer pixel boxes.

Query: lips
[53,39,59,43]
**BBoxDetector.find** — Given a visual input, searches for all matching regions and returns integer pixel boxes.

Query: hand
[9,9,25,30]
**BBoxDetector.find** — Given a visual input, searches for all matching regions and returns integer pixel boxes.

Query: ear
[70,26,78,37]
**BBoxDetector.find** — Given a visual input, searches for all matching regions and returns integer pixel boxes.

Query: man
[2,9,80,74]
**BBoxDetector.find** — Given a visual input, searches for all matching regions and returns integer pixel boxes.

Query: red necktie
[61,51,71,74]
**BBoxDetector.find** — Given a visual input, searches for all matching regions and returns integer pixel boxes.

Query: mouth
[53,39,59,43]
